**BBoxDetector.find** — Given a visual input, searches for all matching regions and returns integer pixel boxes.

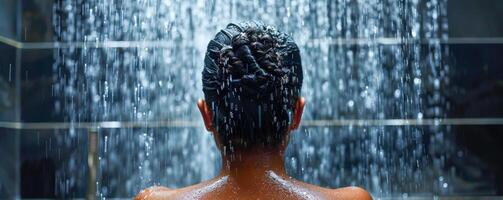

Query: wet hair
[202,22,302,150]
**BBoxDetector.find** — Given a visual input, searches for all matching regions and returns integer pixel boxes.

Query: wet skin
[135,98,372,200]
[135,173,371,200]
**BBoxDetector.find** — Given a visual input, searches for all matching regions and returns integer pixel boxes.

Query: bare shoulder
[134,186,175,200]
[329,186,372,200]
[287,177,371,200]
[134,176,227,200]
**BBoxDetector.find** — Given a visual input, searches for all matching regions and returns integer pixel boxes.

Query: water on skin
[180,176,229,200]
[135,170,366,200]
[52,0,453,198]
[268,171,319,200]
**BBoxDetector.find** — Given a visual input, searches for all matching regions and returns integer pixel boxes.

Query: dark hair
[202,22,302,150]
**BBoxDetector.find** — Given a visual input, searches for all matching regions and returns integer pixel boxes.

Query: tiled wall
[0,0,502,198]
[0,0,58,198]
[0,0,20,198]
[0,129,19,199]
[0,0,18,40]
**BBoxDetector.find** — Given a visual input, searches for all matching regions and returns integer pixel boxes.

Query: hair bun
[214,24,291,100]
[201,22,303,147]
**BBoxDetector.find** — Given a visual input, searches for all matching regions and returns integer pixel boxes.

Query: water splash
[52,0,451,198]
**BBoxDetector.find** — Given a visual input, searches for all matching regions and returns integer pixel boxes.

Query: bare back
[135,172,372,200]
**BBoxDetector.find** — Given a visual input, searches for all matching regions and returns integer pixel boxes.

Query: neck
[219,147,286,184]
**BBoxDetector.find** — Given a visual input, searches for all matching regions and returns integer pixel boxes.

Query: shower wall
[49,0,452,197]
[0,0,502,199]
[0,0,20,198]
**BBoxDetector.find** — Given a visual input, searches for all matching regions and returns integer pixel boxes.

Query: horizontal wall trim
[3,35,503,49]
[0,118,502,130]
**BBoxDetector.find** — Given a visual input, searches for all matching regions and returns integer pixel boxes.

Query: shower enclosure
[1,0,502,199]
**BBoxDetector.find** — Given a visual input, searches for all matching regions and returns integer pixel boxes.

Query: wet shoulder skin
[134,174,372,200]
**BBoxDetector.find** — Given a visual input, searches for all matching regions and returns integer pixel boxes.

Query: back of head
[202,22,302,150]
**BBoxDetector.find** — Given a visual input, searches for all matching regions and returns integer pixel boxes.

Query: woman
[135,22,372,200]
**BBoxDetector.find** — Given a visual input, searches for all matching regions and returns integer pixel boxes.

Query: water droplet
[413,78,421,85]
[434,78,440,89]
[347,100,354,108]
[417,112,423,119]
[394,89,401,98]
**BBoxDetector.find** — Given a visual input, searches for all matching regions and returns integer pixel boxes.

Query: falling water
[52,0,451,198]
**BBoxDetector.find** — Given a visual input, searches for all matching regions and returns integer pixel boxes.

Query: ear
[288,97,305,132]
[197,99,215,132]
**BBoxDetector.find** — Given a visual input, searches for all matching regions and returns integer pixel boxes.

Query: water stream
[52,0,451,198]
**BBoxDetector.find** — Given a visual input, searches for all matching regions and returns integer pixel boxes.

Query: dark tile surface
[0,0,18,40]
[449,0,503,37]
[448,44,503,118]
[453,125,503,194]
[19,128,88,198]
[20,0,54,42]
[20,48,59,122]
[0,43,18,122]
[0,0,54,42]
[0,129,20,199]
[432,42,500,119]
